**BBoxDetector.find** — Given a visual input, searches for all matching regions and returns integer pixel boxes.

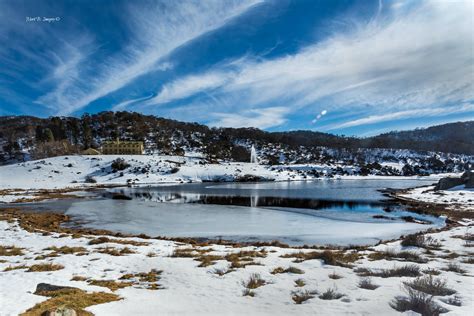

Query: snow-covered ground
[399,185,474,211]
[0,218,472,315]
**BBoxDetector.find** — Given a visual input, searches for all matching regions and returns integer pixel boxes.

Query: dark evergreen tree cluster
[0,112,473,166]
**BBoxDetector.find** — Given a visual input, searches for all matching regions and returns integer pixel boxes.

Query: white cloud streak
[35,0,262,114]
[209,107,290,129]
[329,103,474,129]
[149,71,231,105]
[139,0,473,129]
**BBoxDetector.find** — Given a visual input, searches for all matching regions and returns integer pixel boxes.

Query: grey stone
[35,283,77,294]
[434,177,464,191]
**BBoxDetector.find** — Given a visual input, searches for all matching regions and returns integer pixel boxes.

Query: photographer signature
[26,16,61,23]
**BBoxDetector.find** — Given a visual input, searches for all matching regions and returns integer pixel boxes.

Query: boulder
[434,177,464,191]
[434,170,474,190]
[34,283,78,296]
[462,170,474,188]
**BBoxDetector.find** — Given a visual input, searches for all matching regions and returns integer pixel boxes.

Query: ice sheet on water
[64,199,444,246]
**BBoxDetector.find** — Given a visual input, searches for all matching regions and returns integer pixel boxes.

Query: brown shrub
[27,263,64,272]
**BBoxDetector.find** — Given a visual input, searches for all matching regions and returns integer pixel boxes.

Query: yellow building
[102,139,144,155]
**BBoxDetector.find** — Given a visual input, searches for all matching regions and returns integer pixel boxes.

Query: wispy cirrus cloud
[34,0,262,114]
[148,71,231,105]
[138,0,473,130]
[209,106,290,129]
[326,102,474,130]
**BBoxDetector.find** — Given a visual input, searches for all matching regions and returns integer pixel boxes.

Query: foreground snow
[0,219,472,315]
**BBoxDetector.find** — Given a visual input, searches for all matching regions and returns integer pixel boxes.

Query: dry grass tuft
[281,250,359,267]
[20,288,120,316]
[3,264,28,272]
[0,245,24,256]
[368,250,427,263]
[390,287,448,315]
[27,263,64,272]
[292,290,316,304]
[355,264,421,278]
[319,288,344,300]
[442,262,467,274]
[358,277,379,290]
[170,247,211,258]
[35,246,88,260]
[119,269,162,289]
[271,266,305,275]
[242,288,255,297]
[422,268,441,275]
[452,233,474,241]
[404,275,455,296]
[211,267,234,276]
[242,273,266,290]
[294,278,306,287]
[87,280,132,291]
[88,236,149,246]
[44,246,87,254]
[71,276,88,281]
[97,247,136,256]
[401,234,441,249]
[328,271,343,279]
[195,255,224,267]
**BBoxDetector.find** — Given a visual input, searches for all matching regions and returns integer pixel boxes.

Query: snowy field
[399,185,474,211]
[0,218,472,315]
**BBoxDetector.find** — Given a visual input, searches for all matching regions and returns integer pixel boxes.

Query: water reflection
[106,189,396,211]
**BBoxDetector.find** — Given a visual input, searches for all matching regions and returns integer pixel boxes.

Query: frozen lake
[16,179,445,246]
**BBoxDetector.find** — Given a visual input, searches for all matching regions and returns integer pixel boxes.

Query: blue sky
[0,0,473,136]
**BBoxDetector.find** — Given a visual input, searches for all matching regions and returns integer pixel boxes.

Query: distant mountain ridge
[0,112,473,167]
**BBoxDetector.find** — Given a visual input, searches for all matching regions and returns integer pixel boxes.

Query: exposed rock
[41,307,77,316]
[234,174,274,182]
[462,170,474,188]
[434,170,473,190]
[434,177,464,191]
[34,283,78,296]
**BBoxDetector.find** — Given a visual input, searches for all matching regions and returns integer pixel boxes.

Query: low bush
[358,278,379,290]
[440,296,462,307]
[368,250,428,263]
[294,279,306,287]
[319,288,344,300]
[111,158,130,172]
[443,263,466,274]
[390,287,448,315]
[401,234,441,249]
[356,264,421,278]
[422,268,441,275]
[404,275,455,296]
[242,273,266,289]
[85,175,97,183]
[328,271,343,279]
